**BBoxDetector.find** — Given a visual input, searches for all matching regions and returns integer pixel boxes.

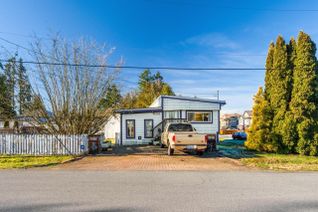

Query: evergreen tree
[0,74,15,119]
[135,70,174,108]
[3,57,17,118]
[264,42,275,100]
[138,69,154,90]
[17,58,32,115]
[245,87,277,152]
[281,37,298,152]
[286,37,297,103]
[99,84,122,109]
[270,36,290,150]
[290,31,318,155]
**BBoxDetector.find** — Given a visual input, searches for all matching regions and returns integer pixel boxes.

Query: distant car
[232,132,247,140]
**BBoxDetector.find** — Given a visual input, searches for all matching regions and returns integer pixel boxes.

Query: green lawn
[218,139,318,171]
[241,154,318,171]
[0,155,74,169]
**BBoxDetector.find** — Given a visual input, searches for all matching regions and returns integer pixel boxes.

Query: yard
[219,139,318,171]
[0,155,74,169]
[1,139,318,171]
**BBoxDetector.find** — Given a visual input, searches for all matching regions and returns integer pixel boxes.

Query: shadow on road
[1,203,142,212]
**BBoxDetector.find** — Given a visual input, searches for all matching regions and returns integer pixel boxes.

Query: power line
[0,59,266,71]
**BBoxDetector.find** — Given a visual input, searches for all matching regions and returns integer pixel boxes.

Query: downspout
[120,113,123,146]
[161,96,164,130]
[217,105,221,144]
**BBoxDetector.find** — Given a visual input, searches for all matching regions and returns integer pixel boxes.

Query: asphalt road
[0,170,318,212]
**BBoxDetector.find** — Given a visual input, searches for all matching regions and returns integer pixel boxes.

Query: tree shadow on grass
[215,139,259,159]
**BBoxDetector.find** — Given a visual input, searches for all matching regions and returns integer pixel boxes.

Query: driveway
[1,170,318,211]
[50,145,247,171]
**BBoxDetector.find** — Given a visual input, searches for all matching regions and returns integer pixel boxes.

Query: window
[187,111,212,122]
[164,111,180,119]
[144,119,154,138]
[126,120,135,139]
[168,123,193,132]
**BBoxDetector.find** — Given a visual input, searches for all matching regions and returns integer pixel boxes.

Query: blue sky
[1,0,318,113]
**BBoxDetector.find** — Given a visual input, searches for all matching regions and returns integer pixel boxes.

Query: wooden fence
[0,134,88,155]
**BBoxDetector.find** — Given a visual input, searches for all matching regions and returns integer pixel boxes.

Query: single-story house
[104,95,226,145]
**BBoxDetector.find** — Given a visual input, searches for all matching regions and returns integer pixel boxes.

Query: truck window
[168,124,193,132]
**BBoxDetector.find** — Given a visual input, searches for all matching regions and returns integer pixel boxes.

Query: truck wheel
[168,143,174,156]
[196,151,203,156]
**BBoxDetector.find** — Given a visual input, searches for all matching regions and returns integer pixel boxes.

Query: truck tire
[196,151,203,156]
[168,143,174,156]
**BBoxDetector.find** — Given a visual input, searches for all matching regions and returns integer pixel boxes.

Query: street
[0,170,318,212]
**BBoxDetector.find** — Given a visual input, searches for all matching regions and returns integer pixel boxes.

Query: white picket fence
[0,134,88,155]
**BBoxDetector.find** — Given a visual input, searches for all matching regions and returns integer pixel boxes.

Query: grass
[0,155,74,169]
[218,139,318,171]
[241,154,318,171]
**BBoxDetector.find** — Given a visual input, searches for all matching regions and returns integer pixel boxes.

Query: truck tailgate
[174,132,205,145]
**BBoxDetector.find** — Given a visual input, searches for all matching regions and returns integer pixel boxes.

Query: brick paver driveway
[50,146,247,171]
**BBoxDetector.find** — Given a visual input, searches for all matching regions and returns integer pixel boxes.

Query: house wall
[121,112,162,145]
[104,115,120,143]
[162,97,221,134]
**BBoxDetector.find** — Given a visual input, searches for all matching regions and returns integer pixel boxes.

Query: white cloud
[183,33,240,49]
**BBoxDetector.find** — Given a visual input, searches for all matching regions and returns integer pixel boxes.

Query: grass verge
[241,153,318,171]
[0,155,74,169]
[219,139,318,171]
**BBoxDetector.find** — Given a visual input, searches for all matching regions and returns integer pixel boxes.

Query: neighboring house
[220,113,241,129]
[104,114,120,143]
[104,95,226,145]
[0,116,43,134]
[238,110,252,130]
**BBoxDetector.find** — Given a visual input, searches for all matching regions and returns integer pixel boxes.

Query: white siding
[121,112,162,145]
[163,97,221,135]
[163,98,220,111]
[191,111,219,134]
[104,115,120,142]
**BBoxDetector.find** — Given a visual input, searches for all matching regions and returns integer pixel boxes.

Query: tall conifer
[246,87,277,152]
[270,36,290,150]
[290,31,318,155]
[264,42,275,100]
[281,37,298,152]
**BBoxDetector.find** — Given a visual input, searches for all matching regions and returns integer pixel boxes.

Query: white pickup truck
[160,122,216,156]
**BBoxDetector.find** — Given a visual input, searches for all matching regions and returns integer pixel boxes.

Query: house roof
[160,95,226,105]
[116,107,162,114]
[221,113,241,119]
[243,110,252,117]
[116,95,226,114]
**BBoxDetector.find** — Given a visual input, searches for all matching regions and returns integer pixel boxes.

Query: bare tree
[27,35,122,135]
